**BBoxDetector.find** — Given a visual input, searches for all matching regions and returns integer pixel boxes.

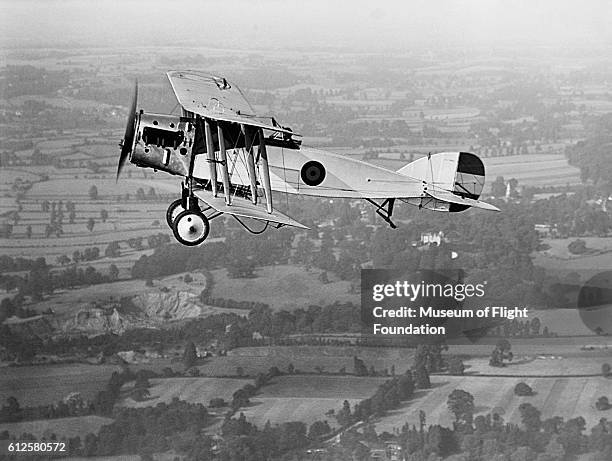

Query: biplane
[117,71,499,246]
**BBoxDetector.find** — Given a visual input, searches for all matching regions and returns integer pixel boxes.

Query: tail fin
[398,152,498,212]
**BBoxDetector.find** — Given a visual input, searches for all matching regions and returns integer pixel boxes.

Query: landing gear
[365,198,397,229]
[172,210,210,246]
[167,180,223,246]
[166,199,184,229]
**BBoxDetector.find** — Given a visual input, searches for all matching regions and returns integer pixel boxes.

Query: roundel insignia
[300,161,326,186]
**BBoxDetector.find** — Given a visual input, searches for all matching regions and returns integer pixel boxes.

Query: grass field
[463,356,612,376]
[199,346,414,376]
[209,265,358,311]
[538,251,612,278]
[241,375,388,427]
[483,154,581,187]
[375,374,612,433]
[120,377,249,408]
[537,237,612,259]
[0,364,120,407]
[526,309,598,336]
[0,415,113,439]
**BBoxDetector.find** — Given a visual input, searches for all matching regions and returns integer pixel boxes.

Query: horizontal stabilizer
[194,189,308,229]
[426,188,500,212]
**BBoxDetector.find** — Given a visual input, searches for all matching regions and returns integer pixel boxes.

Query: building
[420,231,445,246]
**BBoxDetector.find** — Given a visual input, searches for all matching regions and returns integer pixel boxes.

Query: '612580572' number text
[7,442,67,453]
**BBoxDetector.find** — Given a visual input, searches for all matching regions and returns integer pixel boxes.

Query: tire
[166,199,184,229]
[172,210,210,246]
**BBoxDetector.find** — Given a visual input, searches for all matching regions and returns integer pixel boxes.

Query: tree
[308,420,332,439]
[337,400,352,426]
[88,185,99,200]
[530,317,541,336]
[108,264,119,281]
[56,254,70,266]
[447,389,475,426]
[105,241,120,258]
[86,218,95,232]
[558,416,587,455]
[100,209,108,222]
[602,363,611,377]
[515,382,534,396]
[491,176,506,197]
[353,356,368,376]
[568,239,588,254]
[209,398,226,408]
[490,339,513,367]
[519,402,541,433]
[2,397,21,422]
[510,446,536,461]
[596,396,611,411]
[398,372,415,400]
[414,365,431,389]
[448,357,465,375]
[183,341,197,370]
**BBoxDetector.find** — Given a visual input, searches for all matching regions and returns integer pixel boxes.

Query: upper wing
[167,70,298,136]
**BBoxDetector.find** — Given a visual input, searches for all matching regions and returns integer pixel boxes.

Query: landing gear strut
[365,198,397,229]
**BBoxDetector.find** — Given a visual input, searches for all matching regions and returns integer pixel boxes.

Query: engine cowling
[130,113,194,177]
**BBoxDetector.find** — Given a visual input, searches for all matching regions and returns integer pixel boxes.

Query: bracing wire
[232,215,270,234]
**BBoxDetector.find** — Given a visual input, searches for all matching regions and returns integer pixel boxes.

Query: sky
[1,0,611,51]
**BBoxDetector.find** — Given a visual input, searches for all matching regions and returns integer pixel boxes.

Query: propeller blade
[117,81,138,180]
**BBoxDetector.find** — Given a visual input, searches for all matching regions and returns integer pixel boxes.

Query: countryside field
[241,375,388,427]
[482,154,581,187]
[375,374,612,434]
[120,377,249,408]
[199,345,414,376]
[209,265,359,310]
[463,356,612,377]
[0,364,120,407]
[534,236,612,279]
[0,415,113,439]
[525,308,600,337]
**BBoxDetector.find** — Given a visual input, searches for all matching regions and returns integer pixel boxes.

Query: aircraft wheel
[172,210,210,246]
[166,199,185,228]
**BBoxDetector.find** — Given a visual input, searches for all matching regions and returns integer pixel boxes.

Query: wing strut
[217,123,232,205]
[243,125,258,205]
[204,118,218,196]
[258,128,273,213]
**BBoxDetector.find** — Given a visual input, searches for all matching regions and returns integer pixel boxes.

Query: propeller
[117,81,138,180]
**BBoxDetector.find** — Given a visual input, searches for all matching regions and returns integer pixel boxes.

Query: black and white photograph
[1,1,612,460]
